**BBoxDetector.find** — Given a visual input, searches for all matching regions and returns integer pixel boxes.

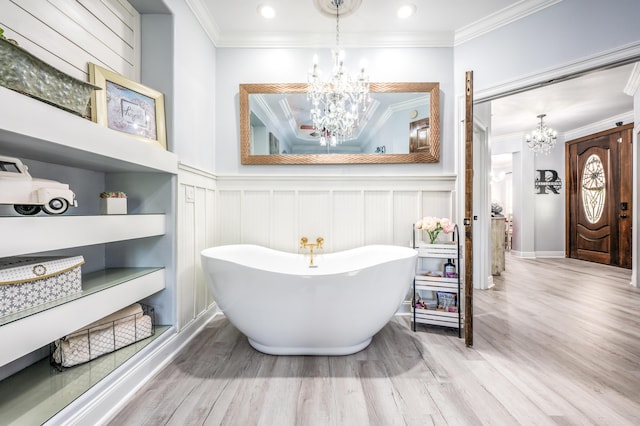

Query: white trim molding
[455,0,562,46]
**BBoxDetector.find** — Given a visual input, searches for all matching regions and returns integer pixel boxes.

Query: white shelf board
[415,284,460,293]
[0,267,165,366]
[412,309,462,328]
[0,214,166,257]
[0,86,178,174]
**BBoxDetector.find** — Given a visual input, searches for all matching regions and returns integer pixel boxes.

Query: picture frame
[88,63,167,149]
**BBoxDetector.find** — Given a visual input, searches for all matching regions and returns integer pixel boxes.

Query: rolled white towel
[64,303,144,341]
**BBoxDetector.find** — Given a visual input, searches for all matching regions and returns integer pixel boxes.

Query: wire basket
[50,303,155,370]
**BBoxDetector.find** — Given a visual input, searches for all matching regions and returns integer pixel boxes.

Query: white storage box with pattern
[0,256,84,318]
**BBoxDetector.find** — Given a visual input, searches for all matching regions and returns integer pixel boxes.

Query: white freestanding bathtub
[200,244,417,355]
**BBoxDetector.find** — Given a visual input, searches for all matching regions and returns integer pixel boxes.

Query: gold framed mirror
[240,82,440,165]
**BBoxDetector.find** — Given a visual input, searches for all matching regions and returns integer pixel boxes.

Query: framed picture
[88,63,167,149]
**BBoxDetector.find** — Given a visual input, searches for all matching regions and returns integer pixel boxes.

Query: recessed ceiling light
[258,5,276,19]
[397,4,416,19]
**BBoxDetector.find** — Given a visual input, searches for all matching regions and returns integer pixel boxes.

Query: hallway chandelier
[525,114,557,155]
[307,0,370,147]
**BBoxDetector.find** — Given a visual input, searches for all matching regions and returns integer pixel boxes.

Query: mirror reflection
[240,82,440,165]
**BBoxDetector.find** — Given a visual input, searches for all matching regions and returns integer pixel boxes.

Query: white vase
[100,198,127,215]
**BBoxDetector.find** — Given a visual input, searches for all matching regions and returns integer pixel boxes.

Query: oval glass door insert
[581,153,606,223]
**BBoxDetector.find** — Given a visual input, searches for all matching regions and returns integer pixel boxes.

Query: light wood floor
[109,255,640,425]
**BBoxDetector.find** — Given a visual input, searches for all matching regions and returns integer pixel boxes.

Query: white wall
[215,47,455,176]
[455,0,640,96]
[161,0,216,171]
[533,137,566,256]
[455,0,640,272]
[492,133,565,257]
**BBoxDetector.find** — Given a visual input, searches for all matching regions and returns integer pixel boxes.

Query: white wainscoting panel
[215,175,458,252]
[393,191,421,246]
[217,191,242,245]
[272,191,297,252]
[332,191,363,252]
[0,0,139,81]
[364,191,393,245]
[177,164,216,330]
[298,191,332,249]
[242,191,272,247]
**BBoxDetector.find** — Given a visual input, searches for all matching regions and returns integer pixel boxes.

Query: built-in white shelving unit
[1,215,166,257]
[0,85,178,422]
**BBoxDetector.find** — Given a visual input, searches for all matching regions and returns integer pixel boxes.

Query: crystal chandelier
[307,0,370,147]
[525,114,557,155]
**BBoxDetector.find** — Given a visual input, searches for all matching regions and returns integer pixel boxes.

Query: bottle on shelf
[444,259,456,278]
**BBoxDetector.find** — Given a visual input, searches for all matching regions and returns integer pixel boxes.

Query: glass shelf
[0,268,162,328]
[0,325,170,425]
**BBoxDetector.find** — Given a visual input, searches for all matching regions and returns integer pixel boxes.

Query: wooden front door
[566,123,633,268]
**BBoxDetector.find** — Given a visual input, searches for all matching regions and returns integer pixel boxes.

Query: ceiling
[189,0,558,47]
[186,0,636,144]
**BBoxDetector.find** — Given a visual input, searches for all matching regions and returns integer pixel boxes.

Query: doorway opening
[478,60,636,275]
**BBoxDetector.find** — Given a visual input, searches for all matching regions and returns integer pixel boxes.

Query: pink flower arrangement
[415,216,456,244]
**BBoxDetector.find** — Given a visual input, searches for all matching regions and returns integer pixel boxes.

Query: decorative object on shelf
[0,34,99,117]
[525,113,557,155]
[0,155,77,215]
[0,256,84,318]
[307,0,370,147]
[415,216,456,244]
[88,63,167,150]
[51,302,155,368]
[444,259,457,278]
[100,191,127,215]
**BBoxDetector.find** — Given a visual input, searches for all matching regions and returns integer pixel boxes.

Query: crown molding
[563,111,634,141]
[213,31,454,49]
[185,0,220,46]
[454,0,563,46]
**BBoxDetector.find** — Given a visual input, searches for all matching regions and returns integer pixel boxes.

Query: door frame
[467,47,639,289]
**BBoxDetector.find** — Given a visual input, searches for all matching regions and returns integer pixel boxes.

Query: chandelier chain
[307,0,370,148]
[335,1,340,48]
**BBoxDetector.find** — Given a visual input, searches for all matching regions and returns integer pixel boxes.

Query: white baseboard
[535,251,565,258]
[510,250,565,258]
[510,250,536,258]
[486,275,495,289]
[48,305,220,426]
